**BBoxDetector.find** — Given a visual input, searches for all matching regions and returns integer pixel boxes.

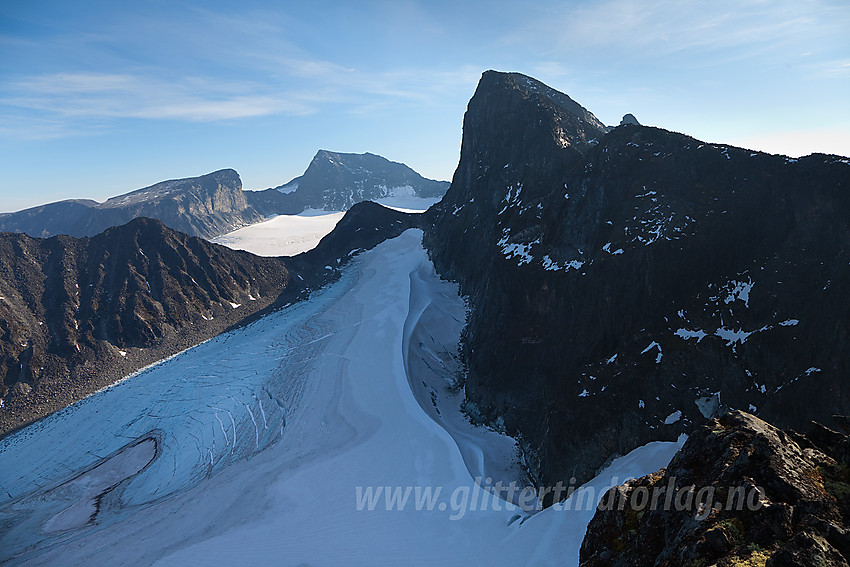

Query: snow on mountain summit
[246,150,449,215]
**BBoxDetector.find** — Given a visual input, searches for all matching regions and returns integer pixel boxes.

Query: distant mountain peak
[1,169,260,240]
[248,150,449,214]
[308,150,405,170]
[99,169,242,209]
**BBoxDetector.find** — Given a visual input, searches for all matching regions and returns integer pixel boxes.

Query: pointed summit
[470,71,610,154]
[426,68,850,492]
[429,70,612,239]
[479,71,608,129]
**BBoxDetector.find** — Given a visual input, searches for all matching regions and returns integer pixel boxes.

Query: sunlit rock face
[582,411,850,566]
[424,69,850,489]
[0,169,264,239]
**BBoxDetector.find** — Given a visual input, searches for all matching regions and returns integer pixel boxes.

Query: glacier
[211,209,347,256]
[0,229,683,566]
[211,197,436,257]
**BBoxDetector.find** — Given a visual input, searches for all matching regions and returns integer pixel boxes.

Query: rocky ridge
[581,411,850,567]
[0,217,287,434]
[1,153,446,241]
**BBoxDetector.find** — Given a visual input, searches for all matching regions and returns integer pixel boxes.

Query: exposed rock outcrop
[620,113,640,126]
[581,411,850,567]
[2,156,446,240]
[0,217,288,434]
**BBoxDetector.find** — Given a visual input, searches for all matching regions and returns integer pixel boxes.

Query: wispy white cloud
[507,0,848,63]
[809,59,850,78]
[0,114,86,141]
[0,3,482,139]
[1,72,316,124]
[6,0,844,150]
[0,55,483,144]
[1,63,478,129]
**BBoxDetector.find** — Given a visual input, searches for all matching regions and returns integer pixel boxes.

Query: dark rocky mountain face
[0,169,263,240]
[581,411,850,566]
[0,200,98,238]
[0,217,288,435]
[424,70,850,489]
[247,150,450,215]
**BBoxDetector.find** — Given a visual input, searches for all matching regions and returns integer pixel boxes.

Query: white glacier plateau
[0,230,683,566]
[211,209,347,256]
[212,197,436,257]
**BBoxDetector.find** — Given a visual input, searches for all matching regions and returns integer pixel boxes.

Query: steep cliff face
[424,70,850,489]
[247,150,449,214]
[0,170,263,239]
[581,411,850,567]
[88,169,263,238]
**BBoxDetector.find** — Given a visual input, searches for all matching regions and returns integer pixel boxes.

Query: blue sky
[1,0,848,212]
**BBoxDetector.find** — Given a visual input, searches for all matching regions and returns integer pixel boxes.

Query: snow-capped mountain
[247,150,449,214]
[424,70,850,489]
[3,68,850,566]
[0,169,263,240]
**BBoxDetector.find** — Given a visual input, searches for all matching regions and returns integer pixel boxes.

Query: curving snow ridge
[402,261,528,498]
[0,230,683,566]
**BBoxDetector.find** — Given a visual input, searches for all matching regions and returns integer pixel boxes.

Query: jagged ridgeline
[581,411,850,566]
[424,70,850,489]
